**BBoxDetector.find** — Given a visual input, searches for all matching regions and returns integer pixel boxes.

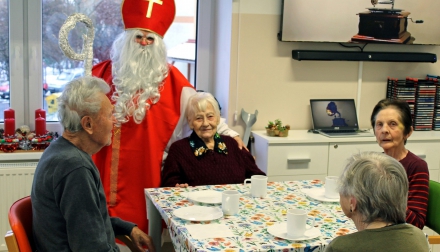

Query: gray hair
[185,92,221,123]
[338,151,408,224]
[57,76,110,132]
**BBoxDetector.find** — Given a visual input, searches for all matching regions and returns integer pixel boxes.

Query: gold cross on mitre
[145,0,163,18]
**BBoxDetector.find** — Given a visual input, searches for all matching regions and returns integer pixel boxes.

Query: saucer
[173,206,223,221]
[184,190,222,204]
[302,188,339,202]
[267,222,321,241]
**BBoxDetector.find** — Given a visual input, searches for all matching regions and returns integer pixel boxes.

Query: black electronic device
[292,50,437,63]
[309,99,374,138]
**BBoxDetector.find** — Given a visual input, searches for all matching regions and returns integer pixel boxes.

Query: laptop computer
[310,99,374,138]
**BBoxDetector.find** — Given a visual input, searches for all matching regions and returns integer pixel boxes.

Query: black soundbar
[292,50,437,63]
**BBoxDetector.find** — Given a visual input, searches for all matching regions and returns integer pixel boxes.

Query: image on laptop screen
[310,99,359,131]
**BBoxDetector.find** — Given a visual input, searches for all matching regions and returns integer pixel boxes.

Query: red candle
[4,108,15,119]
[4,118,15,136]
[35,109,46,120]
[35,117,46,136]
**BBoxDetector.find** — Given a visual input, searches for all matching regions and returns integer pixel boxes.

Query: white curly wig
[110,29,169,125]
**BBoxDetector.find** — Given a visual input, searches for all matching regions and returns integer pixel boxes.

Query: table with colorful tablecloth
[144,180,357,252]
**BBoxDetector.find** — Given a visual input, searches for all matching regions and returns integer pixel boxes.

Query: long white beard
[110,30,169,125]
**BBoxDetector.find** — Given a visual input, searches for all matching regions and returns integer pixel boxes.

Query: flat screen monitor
[279,0,440,45]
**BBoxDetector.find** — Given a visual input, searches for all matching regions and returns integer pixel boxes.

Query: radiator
[0,162,37,252]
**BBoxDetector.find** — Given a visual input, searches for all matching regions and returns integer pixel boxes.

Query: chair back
[7,196,34,252]
[426,180,440,243]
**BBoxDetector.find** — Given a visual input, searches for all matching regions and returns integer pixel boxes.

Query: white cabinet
[262,143,328,181]
[253,130,440,182]
[327,142,382,176]
[253,131,329,181]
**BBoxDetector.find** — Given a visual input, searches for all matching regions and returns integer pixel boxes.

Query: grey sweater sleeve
[111,217,136,236]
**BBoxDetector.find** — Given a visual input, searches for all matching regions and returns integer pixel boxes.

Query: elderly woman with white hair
[325,152,429,252]
[161,92,265,187]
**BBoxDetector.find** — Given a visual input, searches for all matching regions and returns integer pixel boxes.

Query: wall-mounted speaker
[292,50,437,63]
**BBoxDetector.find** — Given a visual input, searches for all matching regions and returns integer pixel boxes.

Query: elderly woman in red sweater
[370,98,429,229]
[161,92,265,187]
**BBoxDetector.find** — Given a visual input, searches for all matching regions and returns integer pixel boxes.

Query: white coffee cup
[222,190,239,215]
[287,208,315,238]
[324,176,339,199]
[244,175,268,198]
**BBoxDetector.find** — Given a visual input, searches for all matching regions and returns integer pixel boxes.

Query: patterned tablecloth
[144,180,357,252]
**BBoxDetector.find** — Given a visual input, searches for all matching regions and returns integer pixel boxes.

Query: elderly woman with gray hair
[161,92,265,187]
[325,152,429,252]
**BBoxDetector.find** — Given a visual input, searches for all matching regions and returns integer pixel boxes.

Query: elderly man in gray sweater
[31,76,155,252]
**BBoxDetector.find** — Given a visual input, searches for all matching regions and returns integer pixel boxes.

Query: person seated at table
[31,76,155,252]
[325,152,429,252]
[161,92,265,187]
[370,98,429,229]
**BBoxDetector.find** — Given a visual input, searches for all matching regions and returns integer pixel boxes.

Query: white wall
[215,0,440,136]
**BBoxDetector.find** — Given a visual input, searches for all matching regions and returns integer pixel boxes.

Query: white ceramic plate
[302,188,340,202]
[184,190,222,204]
[173,206,223,221]
[267,222,321,241]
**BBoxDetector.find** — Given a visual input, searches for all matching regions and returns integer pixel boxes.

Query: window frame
[9,0,26,127]
[27,0,46,130]
[9,0,215,134]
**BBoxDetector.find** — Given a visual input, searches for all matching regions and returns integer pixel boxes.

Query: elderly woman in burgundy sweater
[370,99,429,229]
[161,92,265,187]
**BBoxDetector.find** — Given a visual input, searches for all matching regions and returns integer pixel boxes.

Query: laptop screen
[310,99,359,131]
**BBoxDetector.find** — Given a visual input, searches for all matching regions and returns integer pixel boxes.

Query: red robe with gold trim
[91,60,193,233]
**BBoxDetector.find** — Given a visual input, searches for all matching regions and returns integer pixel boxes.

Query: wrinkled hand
[130,226,156,252]
[233,136,249,151]
[175,183,189,188]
